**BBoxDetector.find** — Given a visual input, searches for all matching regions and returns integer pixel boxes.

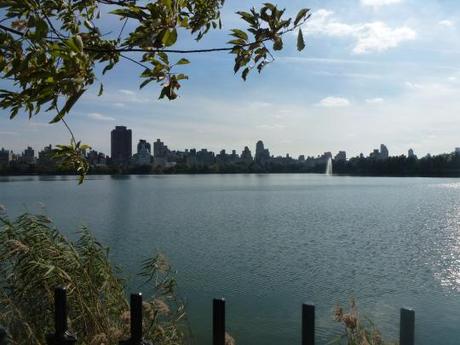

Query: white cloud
[318,96,351,107]
[361,0,402,8]
[115,89,152,104]
[439,20,455,28]
[405,81,423,89]
[366,97,385,104]
[119,89,135,96]
[87,112,115,121]
[256,124,287,130]
[304,9,416,54]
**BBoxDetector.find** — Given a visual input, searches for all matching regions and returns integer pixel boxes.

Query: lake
[1,174,460,344]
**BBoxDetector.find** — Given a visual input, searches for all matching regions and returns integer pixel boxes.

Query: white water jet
[325,157,333,176]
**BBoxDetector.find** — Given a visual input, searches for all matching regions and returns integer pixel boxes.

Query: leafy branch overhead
[0,0,309,183]
[0,0,310,121]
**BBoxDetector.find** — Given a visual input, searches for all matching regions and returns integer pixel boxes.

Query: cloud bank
[305,9,416,54]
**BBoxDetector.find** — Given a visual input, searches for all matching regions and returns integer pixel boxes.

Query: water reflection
[431,202,460,292]
[0,176,35,183]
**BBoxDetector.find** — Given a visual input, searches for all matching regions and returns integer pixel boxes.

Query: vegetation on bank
[2,151,460,177]
[332,300,397,345]
[0,213,188,345]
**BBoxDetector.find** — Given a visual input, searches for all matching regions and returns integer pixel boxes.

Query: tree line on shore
[2,152,460,177]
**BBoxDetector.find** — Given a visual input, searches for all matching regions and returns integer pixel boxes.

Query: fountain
[325,157,333,176]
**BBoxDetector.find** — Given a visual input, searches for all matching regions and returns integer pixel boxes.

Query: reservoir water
[1,174,460,344]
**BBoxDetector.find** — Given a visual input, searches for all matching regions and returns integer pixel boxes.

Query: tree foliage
[0,0,310,182]
[0,0,309,115]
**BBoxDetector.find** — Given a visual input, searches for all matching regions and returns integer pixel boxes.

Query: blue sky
[2,0,460,158]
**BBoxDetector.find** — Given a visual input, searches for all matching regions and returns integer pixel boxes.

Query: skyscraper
[134,139,152,166]
[137,139,151,155]
[0,148,12,166]
[255,140,270,164]
[111,126,132,166]
[380,144,389,160]
[153,139,169,158]
[241,146,253,162]
[22,146,35,164]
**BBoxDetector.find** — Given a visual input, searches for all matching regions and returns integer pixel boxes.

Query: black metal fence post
[213,298,225,345]
[120,293,151,345]
[46,287,76,345]
[400,308,415,345]
[302,304,315,345]
[0,327,7,345]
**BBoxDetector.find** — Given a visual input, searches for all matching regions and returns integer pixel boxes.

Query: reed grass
[331,299,398,345]
[0,213,188,345]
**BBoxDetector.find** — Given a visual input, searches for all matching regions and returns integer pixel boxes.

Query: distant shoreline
[2,172,460,179]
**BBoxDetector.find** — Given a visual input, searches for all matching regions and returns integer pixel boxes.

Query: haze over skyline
[2,0,460,157]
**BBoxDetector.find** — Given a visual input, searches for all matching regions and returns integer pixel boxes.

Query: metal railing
[0,287,416,345]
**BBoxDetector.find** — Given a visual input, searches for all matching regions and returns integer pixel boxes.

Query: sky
[2,0,460,158]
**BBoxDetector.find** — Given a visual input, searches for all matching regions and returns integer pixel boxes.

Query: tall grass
[332,299,398,345]
[0,213,188,345]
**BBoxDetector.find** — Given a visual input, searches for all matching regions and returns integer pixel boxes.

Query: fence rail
[0,287,415,345]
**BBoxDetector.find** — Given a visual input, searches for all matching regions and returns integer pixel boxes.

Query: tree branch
[0,24,24,36]
[119,53,149,69]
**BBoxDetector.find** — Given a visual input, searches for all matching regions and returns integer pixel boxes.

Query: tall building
[0,148,12,166]
[196,149,215,165]
[22,146,35,164]
[380,144,389,160]
[153,139,171,167]
[134,139,152,166]
[370,145,389,160]
[334,151,347,161]
[230,150,239,162]
[241,146,253,162]
[111,126,132,166]
[408,149,416,158]
[153,139,169,158]
[137,140,151,155]
[37,145,55,168]
[255,140,270,164]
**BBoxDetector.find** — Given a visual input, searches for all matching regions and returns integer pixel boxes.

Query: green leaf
[110,8,143,20]
[237,11,257,26]
[231,29,248,41]
[228,39,246,46]
[98,83,104,96]
[294,8,310,26]
[242,67,250,81]
[161,29,178,46]
[102,62,115,75]
[297,29,305,51]
[176,58,190,65]
[176,74,189,81]
[140,79,153,89]
[158,52,169,65]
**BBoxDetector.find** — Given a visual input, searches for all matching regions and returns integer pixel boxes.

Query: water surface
[1,174,460,344]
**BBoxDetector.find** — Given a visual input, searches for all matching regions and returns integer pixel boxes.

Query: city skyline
[2,125,460,177]
[2,0,460,157]
[1,124,440,163]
